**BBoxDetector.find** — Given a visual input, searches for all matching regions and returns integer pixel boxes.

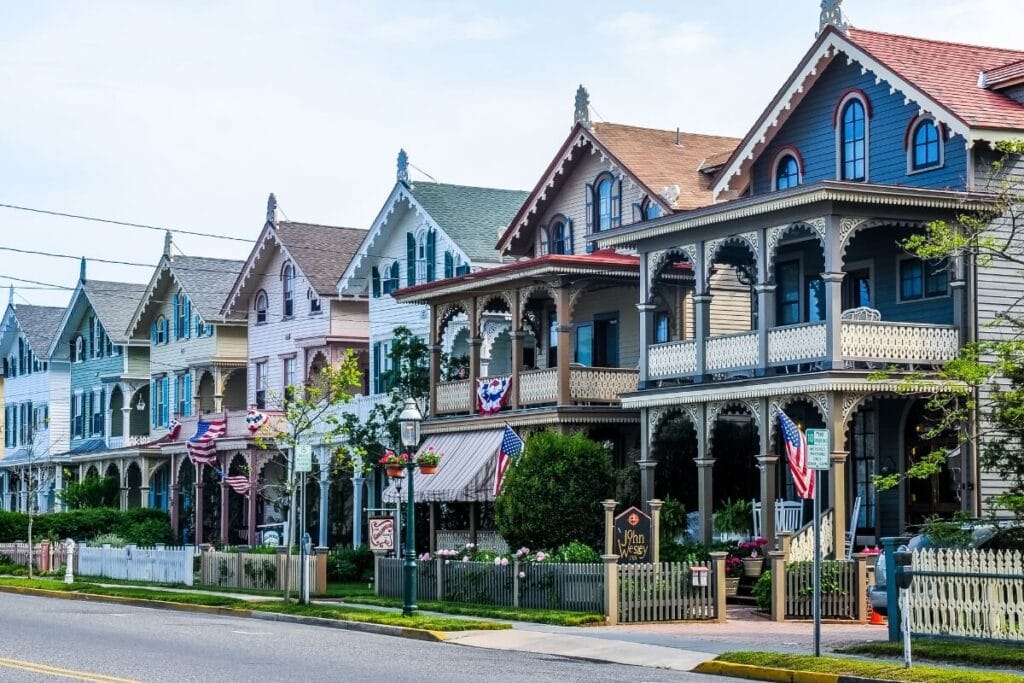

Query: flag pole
[812,468,821,657]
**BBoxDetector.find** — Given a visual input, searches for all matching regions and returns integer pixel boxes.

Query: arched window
[838,95,868,181]
[281,263,295,317]
[586,172,620,252]
[596,175,613,231]
[308,288,321,314]
[775,154,801,190]
[549,217,572,255]
[254,291,268,324]
[444,251,454,278]
[73,336,84,363]
[911,118,942,171]
[642,198,662,221]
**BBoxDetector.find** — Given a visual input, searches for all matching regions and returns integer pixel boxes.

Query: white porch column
[351,455,365,549]
[19,473,28,513]
[823,214,845,370]
[317,447,331,548]
[693,240,710,381]
[54,466,64,513]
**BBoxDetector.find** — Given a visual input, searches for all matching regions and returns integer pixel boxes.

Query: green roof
[409,182,528,262]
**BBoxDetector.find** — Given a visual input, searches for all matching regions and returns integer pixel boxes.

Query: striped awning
[382,429,504,504]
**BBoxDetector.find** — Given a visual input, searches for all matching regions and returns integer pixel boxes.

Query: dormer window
[548,216,573,255]
[837,93,869,181]
[383,261,400,294]
[596,174,614,231]
[642,199,662,221]
[774,153,801,190]
[73,336,84,363]
[255,290,268,324]
[910,118,942,171]
[586,172,621,253]
[282,263,295,317]
[308,288,321,314]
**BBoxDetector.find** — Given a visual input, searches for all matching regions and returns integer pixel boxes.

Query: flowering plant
[725,555,744,578]
[737,537,769,559]
[378,450,410,467]
[860,546,882,555]
[416,447,443,467]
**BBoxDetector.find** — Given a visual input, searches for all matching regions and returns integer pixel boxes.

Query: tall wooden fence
[78,545,194,586]
[435,531,509,554]
[200,551,323,593]
[783,560,858,619]
[908,548,1024,641]
[377,558,605,613]
[617,562,716,623]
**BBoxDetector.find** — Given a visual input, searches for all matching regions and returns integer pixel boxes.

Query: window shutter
[539,225,549,255]
[444,252,453,278]
[585,183,595,253]
[162,378,170,425]
[151,381,157,426]
[184,297,192,338]
[163,319,169,344]
[98,390,105,434]
[371,266,381,297]
[372,342,381,394]
[407,233,416,286]
[565,218,575,255]
[150,322,157,345]
[611,178,622,230]
[426,230,436,282]
[172,295,179,340]
[184,373,192,416]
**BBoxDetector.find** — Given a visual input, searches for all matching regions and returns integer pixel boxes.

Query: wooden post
[696,458,715,544]
[853,552,869,623]
[469,501,478,548]
[710,551,728,623]
[436,557,444,602]
[778,531,793,560]
[556,286,571,404]
[769,550,786,622]
[649,499,663,564]
[602,554,619,625]
[247,451,258,546]
[513,559,520,608]
[757,455,778,543]
[314,547,328,594]
[830,451,849,559]
[373,552,384,595]
[39,540,50,573]
[428,502,437,555]
[602,499,616,556]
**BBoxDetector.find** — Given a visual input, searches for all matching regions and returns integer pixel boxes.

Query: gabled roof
[224,220,366,315]
[713,25,1024,198]
[129,252,244,336]
[984,58,1024,90]
[497,121,738,255]
[48,279,147,358]
[0,304,66,360]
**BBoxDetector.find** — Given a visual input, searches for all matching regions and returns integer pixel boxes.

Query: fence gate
[617,562,714,623]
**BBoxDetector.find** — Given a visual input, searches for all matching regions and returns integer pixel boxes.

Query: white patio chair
[775,500,804,533]
[840,306,881,321]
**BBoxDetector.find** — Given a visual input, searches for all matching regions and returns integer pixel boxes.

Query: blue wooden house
[593,12,1024,551]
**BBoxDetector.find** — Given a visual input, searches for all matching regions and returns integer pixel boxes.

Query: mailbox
[691,566,709,587]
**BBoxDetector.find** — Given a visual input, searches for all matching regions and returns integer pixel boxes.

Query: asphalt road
[0,593,732,682]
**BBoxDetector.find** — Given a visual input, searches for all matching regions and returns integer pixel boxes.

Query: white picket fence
[77,545,194,586]
[909,548,1024,641]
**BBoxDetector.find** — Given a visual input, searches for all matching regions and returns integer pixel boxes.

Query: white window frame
[906,116,945,175]
[770,147,803,191]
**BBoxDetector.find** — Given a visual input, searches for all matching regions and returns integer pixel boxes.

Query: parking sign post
[805,428,830,657]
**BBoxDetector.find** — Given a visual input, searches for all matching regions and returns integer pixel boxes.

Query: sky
[2,0,1022,308]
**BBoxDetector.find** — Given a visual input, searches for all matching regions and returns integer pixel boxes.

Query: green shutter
[371,266,381,297]
[426,230,436,282]
[444,252,453,278]
[585,183,595,253]
[406,233,416,286]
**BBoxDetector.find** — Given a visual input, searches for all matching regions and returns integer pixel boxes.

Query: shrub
[90,533,127,547]
[0,508,173,546]
[550,541,600,564]
[328,546,374,582]
[59,475,119,509]
[495,430,616,550]
[752,570,772,612]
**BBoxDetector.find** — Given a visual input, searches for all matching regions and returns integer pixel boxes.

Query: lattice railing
[909,548,1024,641]
[648,340,697,378]
[789,508,834,562]
[519,368,558,406]
[436,379,471,414]
[569,368,638,403]
[705,331,759,371]
[768,323,827,364]
[841,321,959,365]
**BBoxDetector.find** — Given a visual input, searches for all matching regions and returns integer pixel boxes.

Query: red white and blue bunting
[246,407,269,433]
[477,376,512,415]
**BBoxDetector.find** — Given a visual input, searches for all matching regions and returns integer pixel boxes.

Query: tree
[494,430,616,550]
[872,140,1024,518]
[59,474,119,509]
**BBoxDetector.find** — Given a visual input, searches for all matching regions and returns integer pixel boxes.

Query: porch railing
[569,367,637,403]
[519,368,558,406]
[435,367,638,414]
[841,321,959,365]
[436,379,471,415]
[648,340,697,378]
[705,331,759,371]
[789,508,835,562]
[768,322,827,365]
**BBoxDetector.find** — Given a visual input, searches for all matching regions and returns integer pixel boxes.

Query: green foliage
[752,570,772,612]
[494,430,616,550]
[0,508,173,545]
[659,540,735,564]
[614,455,641,510]
[327,546,374,582]
[59,475,119,509]
[548,541,600,564]
[920,511,973,547]
[659,496,687,542]
[838,637,1024,669]
[713,498,752,535]
[90,533,127,547]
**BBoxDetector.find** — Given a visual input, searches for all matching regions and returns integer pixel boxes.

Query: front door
[593,313,619,367]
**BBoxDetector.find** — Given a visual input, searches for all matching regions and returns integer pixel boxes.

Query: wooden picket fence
[908,548,1024,641]
[784,560,858,619]
[376,558,605,613]
[200,550,321,593]
[617,562,715,623]
[78,545,194,586]
[0,542,44,569]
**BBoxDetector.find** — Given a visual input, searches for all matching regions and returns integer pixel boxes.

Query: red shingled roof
[846,27,1024,130]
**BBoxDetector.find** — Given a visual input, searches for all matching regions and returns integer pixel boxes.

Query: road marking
[0,657,140,683]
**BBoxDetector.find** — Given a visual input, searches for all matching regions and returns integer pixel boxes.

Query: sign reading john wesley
[614,506,652,563]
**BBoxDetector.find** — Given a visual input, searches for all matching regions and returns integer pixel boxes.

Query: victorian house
[125,235,247,544]
[221,196,369,547]
[387,92,738,532]
[591,12,1024,551]
[0,289,68,513]
[47,260,151,509]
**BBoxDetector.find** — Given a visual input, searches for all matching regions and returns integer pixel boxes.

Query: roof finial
[7,285,13,307]
[818,0,849,36]
[266,193,278,226]
[79,256,87,283]
[397,149,409,186]
[574,85,591,130]
[163,230,173,260]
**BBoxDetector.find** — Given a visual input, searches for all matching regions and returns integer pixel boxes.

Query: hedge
[0,508,174,546]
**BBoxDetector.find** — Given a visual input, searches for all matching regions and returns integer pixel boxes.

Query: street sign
[295,444,313,472]
[806,428,830,470]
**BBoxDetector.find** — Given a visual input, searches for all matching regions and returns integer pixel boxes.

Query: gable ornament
[817,0,849,36]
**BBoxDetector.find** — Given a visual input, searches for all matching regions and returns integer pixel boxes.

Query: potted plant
[725,555,743,596]
[416,447,443,474]
[379,450,409,478]
[713,499,752,541]
[739,538,768,577]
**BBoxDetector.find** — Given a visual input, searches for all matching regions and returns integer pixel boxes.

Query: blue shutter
[184,297,191,338]
[161,378,169,426]
[406,233,416,286]
[426,230,436,282]
[163,319,169,344]
[611,178,622,230]
[172,295,179,340]
[372,342,381,394]
[565,218,575,255]
[371,267,381,297]
[585,183,595,253]
[150,322,157,345]
[444,252,454,278]
[151,380,157,426]
[185,373,192,416]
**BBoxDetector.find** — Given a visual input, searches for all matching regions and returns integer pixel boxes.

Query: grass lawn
[713,652,1024,683]
[838,640,1024,671]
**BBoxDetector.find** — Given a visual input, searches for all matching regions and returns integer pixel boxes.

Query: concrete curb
[251,611,448,643]
[694,660,888,683]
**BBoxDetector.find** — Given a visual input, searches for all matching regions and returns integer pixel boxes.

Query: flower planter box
[725,576,740,597]
[386,466,405,478]
[742,557,763,578]
[419,465,438,475]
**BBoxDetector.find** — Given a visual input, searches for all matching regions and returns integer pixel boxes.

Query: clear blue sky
[2,0,1021,307]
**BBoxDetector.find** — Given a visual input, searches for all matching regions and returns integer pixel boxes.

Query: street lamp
[398,397,422,617]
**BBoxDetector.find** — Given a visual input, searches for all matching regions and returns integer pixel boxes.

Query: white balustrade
[648,340,697,378]
[841,321,959,364]
[705,331,759,371]
[767,323,827,364]
[569,368,638,403]
[519,368,558,405]
[436,379,471,414]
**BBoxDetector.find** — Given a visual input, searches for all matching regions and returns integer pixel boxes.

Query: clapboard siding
[126,346,149,377]
[330,299,369,339]
[68,311,125,448]
[751,59,968,194]
[974,148,1024,513]
[709,266,753,336]
[571,286,640,368]
[1,325,70,457]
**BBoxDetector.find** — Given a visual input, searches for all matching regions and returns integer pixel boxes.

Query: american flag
[216,469,251,496]
[186,418,227,465]
[779,411,814,499]
[492,426,524,496]
[246,407,269,434]
[167,418,182,440]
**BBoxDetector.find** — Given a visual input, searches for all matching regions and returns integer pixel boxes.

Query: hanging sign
[368,516,395,552]
[614,506,652,563]
[295,444,313,472]
[806,428,830,470]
